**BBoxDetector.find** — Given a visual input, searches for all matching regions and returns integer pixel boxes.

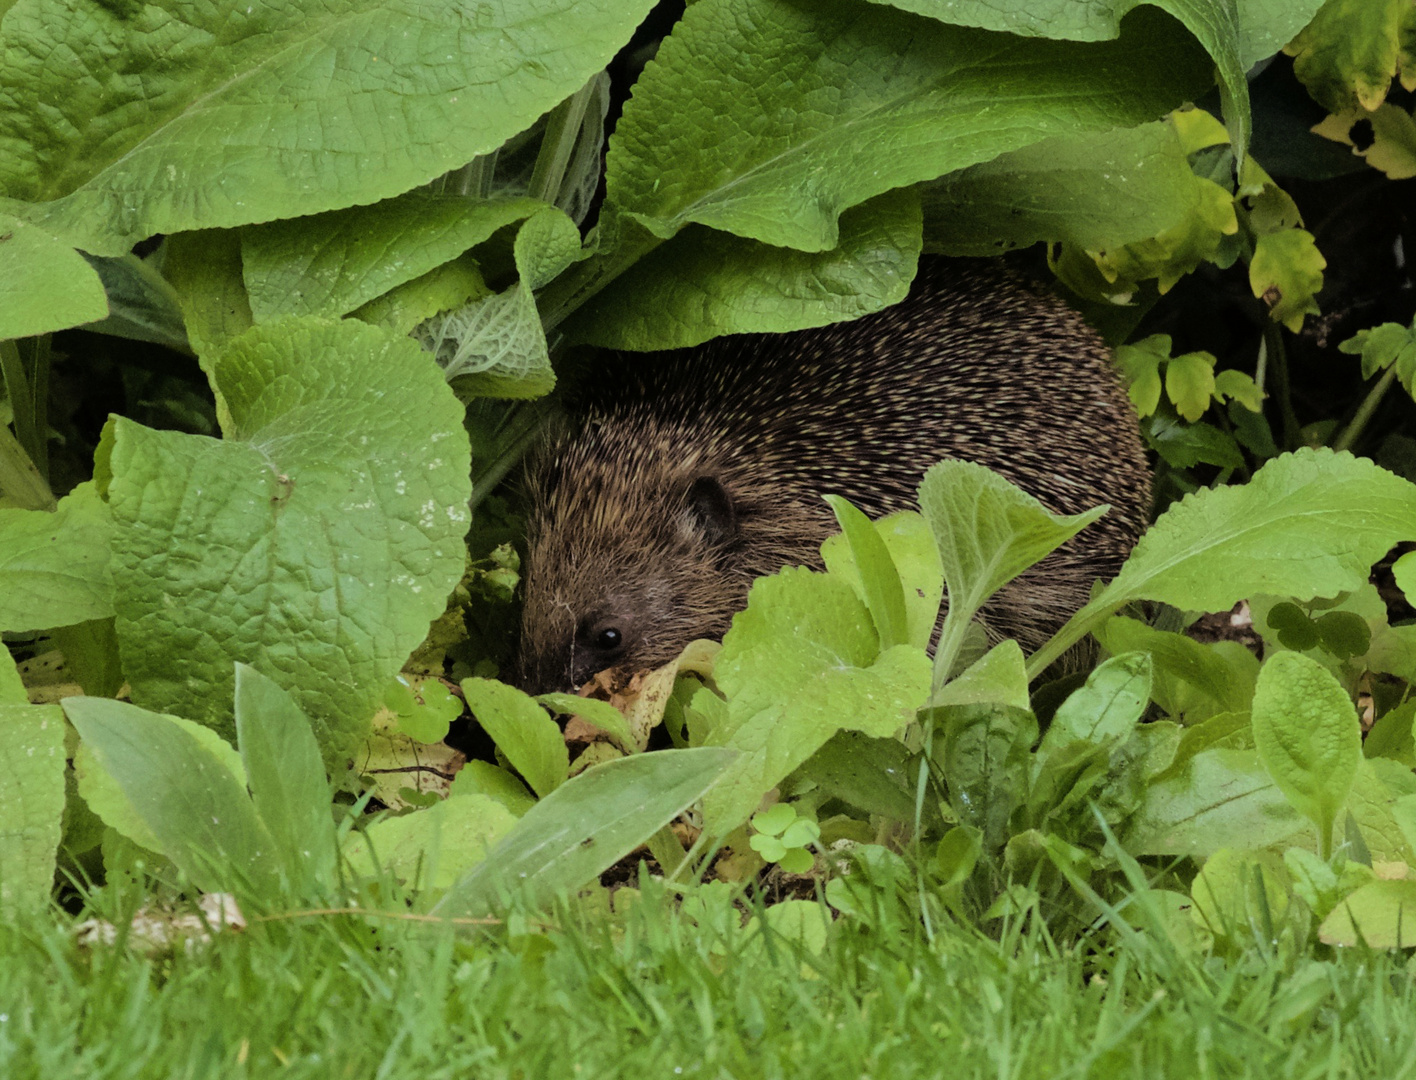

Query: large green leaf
[0,0,657,254]
[233,664,337,893]
[1039,652,1152,755]
[566,191,921,351]
[1031,449,1416,674]
[0,483,113,633]
[64,697,280,897]
[921,122,1197,256]
[241,194,547,322]
[1250,651,1360,856]
[433,747,737,918]
[0,649,65,916]
[99,318,471,768]
[605,0,1213,254]
[0,213,107,339]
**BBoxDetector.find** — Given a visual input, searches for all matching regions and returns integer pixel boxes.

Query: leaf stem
[469,400,554,509]
[0,421,56,510]
[1263,322,1301,450]
[527,79,597,207]
[0,338,43,479]
[1331,365,1397,454]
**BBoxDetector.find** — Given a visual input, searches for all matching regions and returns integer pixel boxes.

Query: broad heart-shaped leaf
[0,693,65,916]
[342,793,518,891]
[241,194,548,322]
[460,678,568,799]
[922,120,1197,257]
[233,664,336,894]
[1030,449,1416,675]
[0,213,107,339]
[1039,652,1152,758]
[918,459,1107,679]
[565,190,921,351]
[0,483,113,633]
[701,568,932,835]
[63,697,280,898]
[433,747,737,919]
[824,495,909,652]
[0,0,658,255]
[99,318,471,770]
[605,0,1213,254]
[1251,652,1360,855]
[1320,880,1416,949]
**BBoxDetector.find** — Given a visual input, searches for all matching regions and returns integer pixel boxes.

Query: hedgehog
[515,258,1152,693]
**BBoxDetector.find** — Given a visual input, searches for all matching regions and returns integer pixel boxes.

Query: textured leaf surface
[64,697,279,896]
[1287,0,1410,113]
[0,691,65,916]
[102,318,471,766]
[568,191,921,350]
[0,484,113,633]
[607,0,1212,253]
[416,208,579,398]
[919,459,1106,671]
[434,748,737,918]
[242,194,547,322]
[1251,652,1360,845]
[0,0,657,254]
[0,213,107,339]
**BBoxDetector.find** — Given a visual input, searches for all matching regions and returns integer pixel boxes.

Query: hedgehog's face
[515,474,740,694]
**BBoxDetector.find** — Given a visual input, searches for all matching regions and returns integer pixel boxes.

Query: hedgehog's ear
[681,476,737,549]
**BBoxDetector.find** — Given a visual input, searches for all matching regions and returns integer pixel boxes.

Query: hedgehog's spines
[516,258,1151,692]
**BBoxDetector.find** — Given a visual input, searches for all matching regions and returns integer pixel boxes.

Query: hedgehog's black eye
[595,626,623,651]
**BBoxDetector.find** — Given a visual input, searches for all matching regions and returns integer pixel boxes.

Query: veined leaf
[1030,449,1416,675]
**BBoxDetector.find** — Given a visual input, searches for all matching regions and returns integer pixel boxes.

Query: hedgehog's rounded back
[516,259,1151,693]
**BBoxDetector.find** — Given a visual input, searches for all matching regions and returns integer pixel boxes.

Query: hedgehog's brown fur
[516,258,1152,693]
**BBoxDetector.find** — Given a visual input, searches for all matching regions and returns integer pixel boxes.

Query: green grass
[5,878,1416,1079]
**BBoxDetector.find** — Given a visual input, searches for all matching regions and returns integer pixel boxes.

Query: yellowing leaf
[1313,104,1416,180]
[1084,178,1238,297]
[1287,0,1405,113]
[1249,229,1326,331]
[1165,352,1219,422]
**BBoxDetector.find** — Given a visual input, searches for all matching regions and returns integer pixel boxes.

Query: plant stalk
[1331,365,1397,454]
[527,79,596,207]
[0,421,56,510]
